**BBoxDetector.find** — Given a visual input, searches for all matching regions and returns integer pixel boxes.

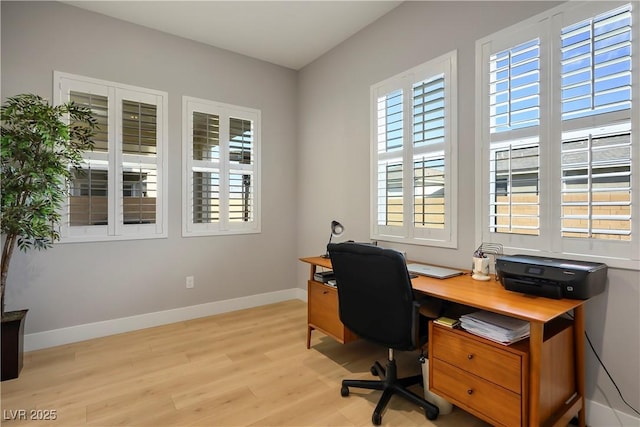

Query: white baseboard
[25,287,308,351]
[586,399,640,427]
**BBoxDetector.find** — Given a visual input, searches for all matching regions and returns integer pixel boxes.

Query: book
[434,316,460,328]
[313,270,335,283]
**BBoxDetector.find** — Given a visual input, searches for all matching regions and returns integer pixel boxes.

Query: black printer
[496,254,607,299]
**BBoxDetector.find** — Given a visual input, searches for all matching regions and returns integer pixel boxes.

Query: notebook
[406,263,463,279]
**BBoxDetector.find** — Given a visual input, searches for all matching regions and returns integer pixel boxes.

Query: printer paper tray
[503,277,563,299]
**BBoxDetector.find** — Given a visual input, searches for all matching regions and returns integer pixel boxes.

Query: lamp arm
[324,233,334,258]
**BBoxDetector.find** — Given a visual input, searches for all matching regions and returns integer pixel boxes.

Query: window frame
[475,1,639,270]
[182,96,261,237]
[370,51,458,248]
[54,71,169,242]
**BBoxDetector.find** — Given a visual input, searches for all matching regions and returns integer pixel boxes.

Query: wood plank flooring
[1,300,489,426]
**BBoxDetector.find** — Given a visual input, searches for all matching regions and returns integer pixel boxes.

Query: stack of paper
[460,311,530,345]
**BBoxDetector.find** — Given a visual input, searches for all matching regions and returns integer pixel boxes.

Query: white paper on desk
[460,320,524,343]
[463,310,529,331]
[460,311,530,344]
[463,328,530,345]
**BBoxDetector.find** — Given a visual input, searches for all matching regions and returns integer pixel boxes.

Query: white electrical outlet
[186,276,194,289]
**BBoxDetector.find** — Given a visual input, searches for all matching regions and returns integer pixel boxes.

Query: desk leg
[574,306,587,427]
[306,265,317,349]
[307,325,313,349]
[529,322,544,427]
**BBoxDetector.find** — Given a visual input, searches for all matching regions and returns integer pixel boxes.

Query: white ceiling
[62,1,402,70]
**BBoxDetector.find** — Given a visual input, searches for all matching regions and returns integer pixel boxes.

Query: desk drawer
[431,325,523,394]
[308,281,343,339]
[432,358,522,427]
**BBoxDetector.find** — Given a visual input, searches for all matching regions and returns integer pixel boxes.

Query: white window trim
[475,1,640,270]
[54,71,168,242]
[182,96,261,237]
[370,50,458,248]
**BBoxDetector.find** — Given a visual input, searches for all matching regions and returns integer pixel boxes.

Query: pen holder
[472,256,490,281]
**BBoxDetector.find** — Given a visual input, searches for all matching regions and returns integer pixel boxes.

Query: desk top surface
[300,256,585,324]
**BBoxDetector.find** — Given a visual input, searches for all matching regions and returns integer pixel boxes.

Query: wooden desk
[300,256,587,427]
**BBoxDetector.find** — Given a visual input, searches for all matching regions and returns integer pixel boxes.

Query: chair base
[341,357,439,425]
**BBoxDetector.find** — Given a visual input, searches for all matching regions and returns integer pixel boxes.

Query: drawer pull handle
[467,354,474,360]
[323,291,329,294]
[467,389,474,395]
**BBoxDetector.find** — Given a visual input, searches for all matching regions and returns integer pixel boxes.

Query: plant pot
[1,309,28,381]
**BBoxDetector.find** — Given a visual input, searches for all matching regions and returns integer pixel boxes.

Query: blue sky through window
[561,4,632,120]
[490,39,540,133]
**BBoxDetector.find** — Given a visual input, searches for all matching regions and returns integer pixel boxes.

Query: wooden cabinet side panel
[307,281,358,344]
[308,281,342,339]
[539,322,575,422]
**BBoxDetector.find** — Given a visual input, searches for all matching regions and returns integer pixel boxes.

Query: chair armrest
[418,297,443,319]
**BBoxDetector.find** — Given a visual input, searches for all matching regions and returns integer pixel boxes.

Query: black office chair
[327,242,440,425]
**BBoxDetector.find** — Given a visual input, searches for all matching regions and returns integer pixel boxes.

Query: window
[477,2,639,268]
[182,97,260,236]
[54,72,168,241]
[370,51,458,248]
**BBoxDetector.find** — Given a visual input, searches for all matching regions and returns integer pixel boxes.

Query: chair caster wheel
[426,407,439,420]
[340,386,349,397]
[372,412,382,425]
[370,365,378,376]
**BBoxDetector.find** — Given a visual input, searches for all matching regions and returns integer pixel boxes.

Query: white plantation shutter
[478,2,639,268]
[560,5,632,120]
[489,141,540,236]
[379,89,404,152]
[121,161,157,225]
[413,156,445,230]
[117,90,164,238]
[193,171,220,223]
[412,76,447,235]
[183,97,261,236]
[560,126,631,241]
[490,39,541,133]
[377,160,404,229]
[55,72,168,242]
[68,90,109,229]
[413,77,445,148]
[374,89,405,236]
[70,91,109,152]
[485,37,542,246]
[191,112,221,224]
[228,117,255,226]
[371,51,457,247]
[557,4,634,260]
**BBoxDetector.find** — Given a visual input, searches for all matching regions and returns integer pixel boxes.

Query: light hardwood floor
[1,300,490,426]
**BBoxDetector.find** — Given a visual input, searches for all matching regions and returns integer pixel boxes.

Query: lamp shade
[331,220,344,236]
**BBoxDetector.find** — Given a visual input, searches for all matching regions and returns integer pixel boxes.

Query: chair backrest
[328,242,417,351]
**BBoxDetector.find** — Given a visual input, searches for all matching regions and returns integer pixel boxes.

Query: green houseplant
[1,94,95,380]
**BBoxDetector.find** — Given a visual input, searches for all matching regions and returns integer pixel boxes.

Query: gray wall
[1,1,299,330]
[296,1,640,419]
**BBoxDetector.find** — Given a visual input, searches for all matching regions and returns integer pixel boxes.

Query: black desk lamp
[322,220,344,258]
